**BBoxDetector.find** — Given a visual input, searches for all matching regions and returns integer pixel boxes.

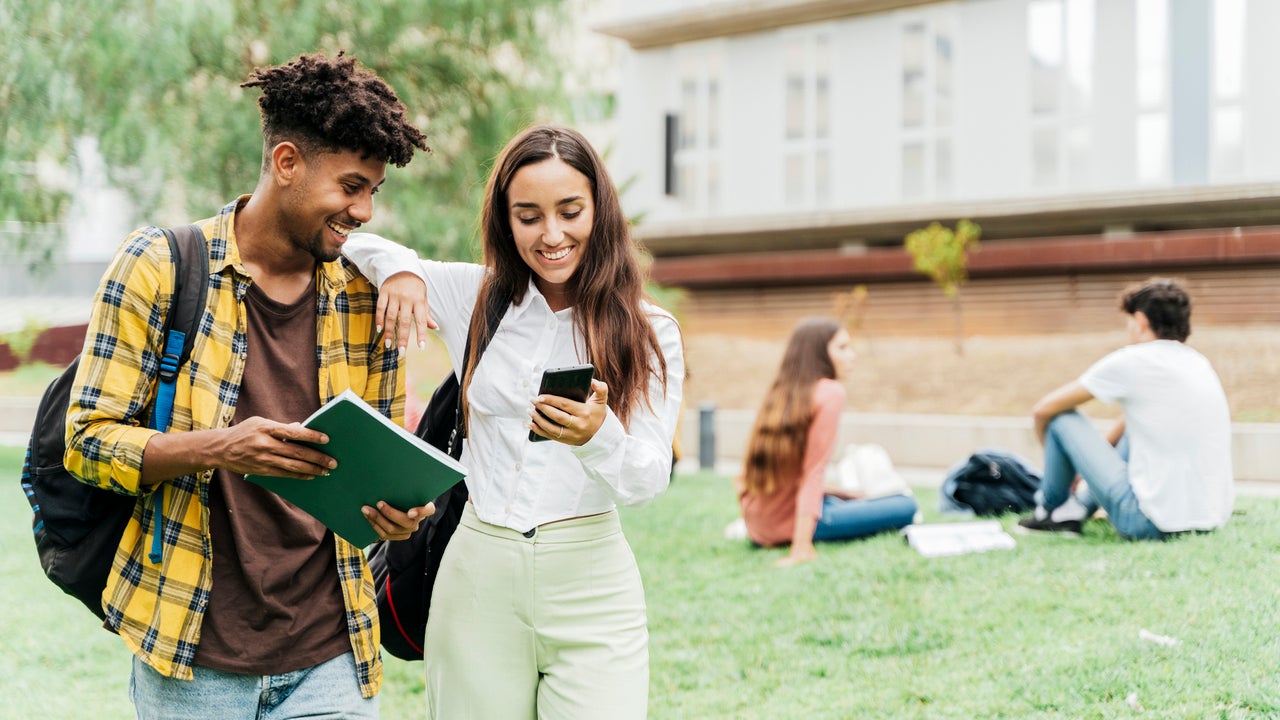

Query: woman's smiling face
[506,156,594,310]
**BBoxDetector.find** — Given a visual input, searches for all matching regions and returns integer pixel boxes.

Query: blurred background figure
[736,318,918,567]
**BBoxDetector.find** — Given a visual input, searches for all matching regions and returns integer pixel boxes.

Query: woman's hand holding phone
[529,364,607,445]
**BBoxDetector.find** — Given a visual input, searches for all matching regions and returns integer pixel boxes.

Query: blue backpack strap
[147,225,209,565]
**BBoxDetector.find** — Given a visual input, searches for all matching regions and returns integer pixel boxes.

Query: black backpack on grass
[367,286,508,660]
[20,226,208,620]
[940,449,1040,517]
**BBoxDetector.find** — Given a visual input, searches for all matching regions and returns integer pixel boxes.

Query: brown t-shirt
[196,278,350,674]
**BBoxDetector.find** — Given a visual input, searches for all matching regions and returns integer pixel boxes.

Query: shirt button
[515,462,522,472]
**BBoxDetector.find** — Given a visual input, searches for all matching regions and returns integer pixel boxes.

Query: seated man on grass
[1016,277,1233,540]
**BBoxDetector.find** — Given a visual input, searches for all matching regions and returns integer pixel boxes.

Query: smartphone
[529,363,595,442]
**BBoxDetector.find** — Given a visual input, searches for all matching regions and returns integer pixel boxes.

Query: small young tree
[832,284,870,353]
[904,219,981,355]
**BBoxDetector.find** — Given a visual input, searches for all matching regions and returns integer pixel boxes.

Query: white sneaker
[723,517,748,541]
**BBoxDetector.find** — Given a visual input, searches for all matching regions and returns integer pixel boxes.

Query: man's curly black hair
[241,51,429,168]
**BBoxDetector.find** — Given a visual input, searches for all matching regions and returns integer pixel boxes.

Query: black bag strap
[447,285,511,456]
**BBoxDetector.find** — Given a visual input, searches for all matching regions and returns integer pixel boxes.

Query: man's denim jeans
[130,651,377,720]
[1040,411,1166,541]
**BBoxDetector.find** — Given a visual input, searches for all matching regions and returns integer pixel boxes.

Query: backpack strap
[145,225,209,564]
[150,225,209,432]
[446,286,511,456]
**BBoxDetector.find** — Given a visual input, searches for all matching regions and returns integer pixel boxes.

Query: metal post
[698,402,716,470]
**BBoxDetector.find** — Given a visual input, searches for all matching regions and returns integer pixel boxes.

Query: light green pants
[424,503,649,719]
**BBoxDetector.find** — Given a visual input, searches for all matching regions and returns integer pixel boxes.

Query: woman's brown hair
[464,124,668,426]
[741,318,842,496]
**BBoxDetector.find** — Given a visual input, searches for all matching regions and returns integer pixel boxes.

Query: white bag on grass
[836,443,912,499]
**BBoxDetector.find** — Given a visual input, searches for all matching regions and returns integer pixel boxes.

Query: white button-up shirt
[345,233,684,532]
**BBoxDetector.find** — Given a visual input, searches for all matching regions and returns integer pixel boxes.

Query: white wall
[1243,0,1280,181]
[1092,0,1138,191]
[953,0,1031,199]
[835,14,901,209]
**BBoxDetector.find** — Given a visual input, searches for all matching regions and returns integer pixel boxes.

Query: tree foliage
[1,0,571,262]
[904,219,981,298]
[905,219,981,354]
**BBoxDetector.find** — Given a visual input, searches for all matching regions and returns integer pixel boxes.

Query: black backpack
[939,449,1041,517]
[20,226,208,620]
[367,286,508,661]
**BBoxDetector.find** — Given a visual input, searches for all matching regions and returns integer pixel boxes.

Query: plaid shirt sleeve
[65,228,174,493]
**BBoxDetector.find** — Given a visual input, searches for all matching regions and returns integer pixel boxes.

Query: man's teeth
[327,222,352,237]
[542,247,570,260]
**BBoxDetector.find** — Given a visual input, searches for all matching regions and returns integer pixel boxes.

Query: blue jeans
[130,652,376,720]
[812,494,918,542]
[1040,411,1166,541]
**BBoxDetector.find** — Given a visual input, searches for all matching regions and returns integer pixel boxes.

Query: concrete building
[595,0,1280,338]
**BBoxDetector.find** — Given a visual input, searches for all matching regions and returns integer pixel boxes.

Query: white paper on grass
[902,520,1017,557]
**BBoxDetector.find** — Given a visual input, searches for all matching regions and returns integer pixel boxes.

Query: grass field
[3,445,1278,718]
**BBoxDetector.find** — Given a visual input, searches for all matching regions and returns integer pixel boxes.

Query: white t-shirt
[1079,340,1233,531]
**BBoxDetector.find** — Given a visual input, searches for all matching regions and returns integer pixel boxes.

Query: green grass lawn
[4,445,1278,718]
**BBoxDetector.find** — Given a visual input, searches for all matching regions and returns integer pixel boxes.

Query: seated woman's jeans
[1039,410,1166,540]
[812,493,918,542]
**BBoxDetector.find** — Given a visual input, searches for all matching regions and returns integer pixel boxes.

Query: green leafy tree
[1,0,571,262]
[904,219,981,355]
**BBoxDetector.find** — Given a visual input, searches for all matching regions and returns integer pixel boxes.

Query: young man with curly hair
[1016,277,1234,541]
[64,52,430,718]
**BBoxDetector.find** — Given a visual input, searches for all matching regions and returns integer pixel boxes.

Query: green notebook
[246,389,467,548]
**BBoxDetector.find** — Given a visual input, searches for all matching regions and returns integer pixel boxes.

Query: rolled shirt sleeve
[570,310,684,508]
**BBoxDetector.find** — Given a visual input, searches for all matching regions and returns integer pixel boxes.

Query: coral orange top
[739,379,845,546]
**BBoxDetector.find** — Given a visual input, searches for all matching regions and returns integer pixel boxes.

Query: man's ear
[269,141,304,187]
[1132,310,1152,334]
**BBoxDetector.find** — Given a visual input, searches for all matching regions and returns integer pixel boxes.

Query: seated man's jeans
[813,493,918,542]
[1039,411,1166,540]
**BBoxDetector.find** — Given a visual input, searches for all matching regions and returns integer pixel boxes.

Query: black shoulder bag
[367,285,508,661]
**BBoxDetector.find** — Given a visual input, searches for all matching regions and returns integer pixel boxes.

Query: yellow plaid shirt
[65,197,403,698]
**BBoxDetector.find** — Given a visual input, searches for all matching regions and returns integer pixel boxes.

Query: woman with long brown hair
[738,318,916,567]
[344,124,683,718]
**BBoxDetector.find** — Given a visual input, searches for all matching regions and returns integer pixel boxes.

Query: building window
[1028,0,1095,189]
[899,15,953,201]
[1211,0,1246,181]
[782,31,832,210]
[1135,0,1170,185]
[672,47,723,213]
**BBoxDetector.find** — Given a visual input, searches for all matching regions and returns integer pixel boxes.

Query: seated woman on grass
[737,318,918,567]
